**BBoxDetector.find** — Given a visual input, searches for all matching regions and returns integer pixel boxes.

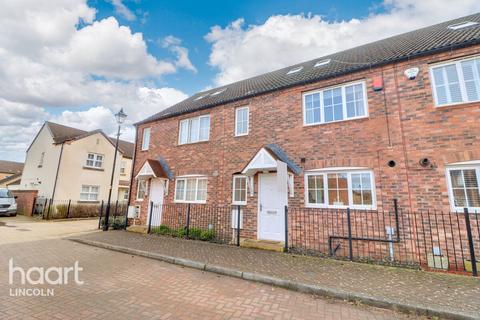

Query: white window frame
[232,175,247,205]
[235,106,249,136]
[120,161,126,174]
[304,169,376,210]
[80,185,99,202]
[430,55,480,107]
[178,115,210,145]
[141,128,151,151]
[85,153,103,169]
[123,189,129,201]
[302,80,368,126]
[445,164,480,212]
[174,176,208,204]
[136,180,147,201]
[38,152,45,167]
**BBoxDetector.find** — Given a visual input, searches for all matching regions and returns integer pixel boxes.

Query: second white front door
[148,178,165,227]
[258,173,286,241]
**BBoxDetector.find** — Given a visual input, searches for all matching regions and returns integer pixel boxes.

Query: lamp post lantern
[103,108,127,231]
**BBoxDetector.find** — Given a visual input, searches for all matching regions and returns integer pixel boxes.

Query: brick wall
[12,190,38,216]
[130,44,480,264]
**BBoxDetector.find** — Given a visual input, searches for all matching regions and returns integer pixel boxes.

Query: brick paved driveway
[0,220,416,319]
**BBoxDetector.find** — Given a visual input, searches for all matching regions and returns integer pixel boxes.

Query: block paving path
[0,218,415,320]
[74,231,480,319]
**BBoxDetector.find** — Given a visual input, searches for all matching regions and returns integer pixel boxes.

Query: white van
[0,188,17,216]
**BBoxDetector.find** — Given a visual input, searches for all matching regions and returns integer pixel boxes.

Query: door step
[126,225,148,234]
[240,239,285,252]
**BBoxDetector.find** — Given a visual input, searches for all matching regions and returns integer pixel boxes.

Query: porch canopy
[135,158,173,180]
[241,144,301,176]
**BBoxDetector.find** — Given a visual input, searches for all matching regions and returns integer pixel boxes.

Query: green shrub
[176,227,186,238]
[152,224,173,235]
[188,227,202,240]
[200,229,215,241]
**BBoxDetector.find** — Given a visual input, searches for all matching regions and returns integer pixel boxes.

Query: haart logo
[8,258,84,297]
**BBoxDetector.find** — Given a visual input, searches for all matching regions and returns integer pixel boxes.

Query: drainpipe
[127,126,138,205]
[50,142,65,202]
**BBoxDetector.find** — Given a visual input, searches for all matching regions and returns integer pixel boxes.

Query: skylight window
[211,88,227,96]
[194,95,206,101]
[314,59,331,67]
[447,21,479,30]
[287,66,303,75]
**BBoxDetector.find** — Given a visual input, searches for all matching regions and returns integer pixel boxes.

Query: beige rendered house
[0,160,24,188]
[20,122,133,203]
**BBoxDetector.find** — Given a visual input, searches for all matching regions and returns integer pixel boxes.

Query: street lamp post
[103,108,127,231]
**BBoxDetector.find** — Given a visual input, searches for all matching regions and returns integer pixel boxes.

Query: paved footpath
[73,231,480,319]
[0,218,416,320]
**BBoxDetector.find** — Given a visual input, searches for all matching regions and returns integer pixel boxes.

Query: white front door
[148,178,164,227]
[258,173,286,241]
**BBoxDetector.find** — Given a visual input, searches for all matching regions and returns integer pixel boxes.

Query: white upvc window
[174,176,207,203]
[235,106,249,136]
[38,152,45,167]
[430,55,480,106]
[80,185,99,201]
[141,128,151,151]
[232,175,247,205]
[86,153,103,168]
[446,165,480,211]
[120,161,126,174]
[178,115,210,145]
[303,81,368,126]
[136,180,147,200]
[123,189,129,201]
[304,170,376,209]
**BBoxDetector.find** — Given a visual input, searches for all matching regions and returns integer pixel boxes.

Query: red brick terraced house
[129,14,480,272]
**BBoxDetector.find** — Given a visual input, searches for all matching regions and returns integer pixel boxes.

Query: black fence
[142,200,479,277]
[33,198,128,228]
[288,204,479,276]
[146,202,242,245]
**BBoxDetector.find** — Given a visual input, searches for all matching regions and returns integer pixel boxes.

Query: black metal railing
[139,200,479,276]
[288,203,479,276]
[146,202,243,245]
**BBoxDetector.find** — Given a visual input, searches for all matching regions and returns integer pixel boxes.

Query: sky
[1,0,480,162]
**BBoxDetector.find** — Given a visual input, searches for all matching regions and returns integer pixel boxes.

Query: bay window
[305,170,375,209]
[175,176,208,203]
[303,81,367,126]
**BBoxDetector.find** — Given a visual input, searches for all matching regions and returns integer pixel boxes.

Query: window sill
[232,202,247,206]
[174,200,207,204]
[234,133,249,138]
[77,200,100,204]
[83,166,104,171]
[177,140,210,147]
[435,101,480,109]
[303,115,369,127]
[305,204,376,210]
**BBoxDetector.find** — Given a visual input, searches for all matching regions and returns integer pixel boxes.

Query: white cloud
[0,0,188,161]
[110,0,136,21]
[162,36,197,73]
[205,0,480,85]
